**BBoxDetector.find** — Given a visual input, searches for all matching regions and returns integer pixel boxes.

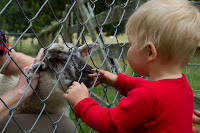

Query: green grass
[183,47,200,92]
[69,109,98,133]
[9,41,40,57]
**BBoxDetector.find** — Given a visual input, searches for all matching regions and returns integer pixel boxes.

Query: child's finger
[90,81,94,85]
[90,80,101,87]
[193,115,200,124]
[88,73,99,77]
[71,81,79,86]
[194,110,200,117]
[68,84,73,90]
[102,73,109,80]
[91,69,98,72]
[193,111,200,124]
[94,82,101,87]
[81,82,87,88]
[89,69,107,78]
[91,69,105,74]
[90,80,97,85]
[193,126,200,133]
[63,93,68,99]
[66,89,71,94]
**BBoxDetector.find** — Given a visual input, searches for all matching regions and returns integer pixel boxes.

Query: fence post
[77,0,111,72]
[76,7,82,47]
[63,4,73,43]
[77,0,123,103]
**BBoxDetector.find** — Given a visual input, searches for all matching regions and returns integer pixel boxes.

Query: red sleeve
[114,73,149,96]
[74,86,157,133]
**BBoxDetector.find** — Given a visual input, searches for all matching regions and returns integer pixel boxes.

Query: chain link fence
[0,0,200,132]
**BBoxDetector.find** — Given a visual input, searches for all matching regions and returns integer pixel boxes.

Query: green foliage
[0,0,70,33]
[0,0,7,28]
[1,0,200,34]
[3,1,30,32]
[93,0,127,36]
[70,109,98,133]
[1,0,128,35]
[102,20,126,36]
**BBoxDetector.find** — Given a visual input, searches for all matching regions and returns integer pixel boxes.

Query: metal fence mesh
[0,0,200,133]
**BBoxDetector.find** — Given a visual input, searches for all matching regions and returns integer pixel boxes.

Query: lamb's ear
[78,43,98,58]
[27,61,47,75]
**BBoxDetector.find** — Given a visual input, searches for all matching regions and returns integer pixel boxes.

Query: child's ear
[145,42,157,62]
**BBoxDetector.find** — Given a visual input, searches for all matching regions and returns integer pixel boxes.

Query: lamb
[0,42,98,116]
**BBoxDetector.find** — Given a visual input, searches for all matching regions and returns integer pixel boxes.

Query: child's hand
[193,110,200,133]
[63,82,89,107]
[88,69,118,87]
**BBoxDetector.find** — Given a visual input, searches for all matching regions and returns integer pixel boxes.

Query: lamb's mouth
[59,77,94,92]
[80,77,94,88]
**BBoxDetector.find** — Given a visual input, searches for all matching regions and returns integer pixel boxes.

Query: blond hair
[126,0,200,66]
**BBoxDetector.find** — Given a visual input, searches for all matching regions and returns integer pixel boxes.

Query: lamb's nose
[84,64,93,74]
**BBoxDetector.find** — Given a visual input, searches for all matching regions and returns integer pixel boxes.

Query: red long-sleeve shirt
[74,73,193,133]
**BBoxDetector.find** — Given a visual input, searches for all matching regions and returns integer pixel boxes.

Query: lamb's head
[43,42,98,90]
